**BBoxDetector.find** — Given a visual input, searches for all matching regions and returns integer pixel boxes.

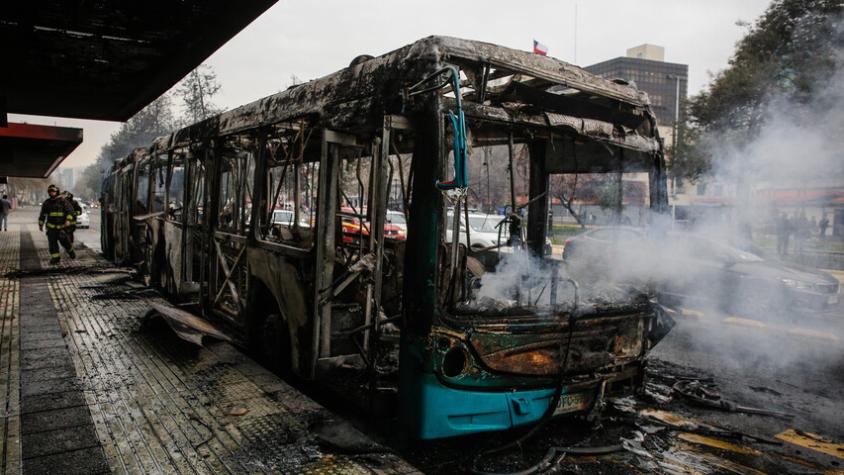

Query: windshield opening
[441,126,659,317]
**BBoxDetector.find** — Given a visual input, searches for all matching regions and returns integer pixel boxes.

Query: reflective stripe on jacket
[38,197,74,228]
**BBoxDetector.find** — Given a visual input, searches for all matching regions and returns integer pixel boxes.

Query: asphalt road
[74,206,101,253]
[17,207,844,473]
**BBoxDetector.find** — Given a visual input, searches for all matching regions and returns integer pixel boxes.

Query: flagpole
[574,1,578,64]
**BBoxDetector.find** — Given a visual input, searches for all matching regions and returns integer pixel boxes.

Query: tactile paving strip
[20,232,418,474]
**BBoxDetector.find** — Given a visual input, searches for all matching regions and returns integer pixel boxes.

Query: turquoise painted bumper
[405,373,567,440]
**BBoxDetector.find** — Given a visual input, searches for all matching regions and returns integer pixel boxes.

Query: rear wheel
[251,309,292,374]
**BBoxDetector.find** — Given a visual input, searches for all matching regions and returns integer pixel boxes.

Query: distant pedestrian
[795,212,809,255]
[819,215,829,239]
[0,195,11,231]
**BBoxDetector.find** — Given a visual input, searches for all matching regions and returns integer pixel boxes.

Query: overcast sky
[10,0,771,170]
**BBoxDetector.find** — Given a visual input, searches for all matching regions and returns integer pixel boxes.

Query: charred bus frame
[101,36,671,440]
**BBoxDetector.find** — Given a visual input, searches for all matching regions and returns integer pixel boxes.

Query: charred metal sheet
[246,247,308,371]
[131,211,166,222]
[163,221,184,291]
[144,302,232,346]
[468,315,645,376]
[159,36,659,149]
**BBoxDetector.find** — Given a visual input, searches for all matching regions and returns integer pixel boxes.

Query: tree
[549,173,623,227]
[6,177,49,205]
[75,63,222,199]
[681,0,843,185]
[75,165,103,201]
[98,94,175,165]
[690,0,843,134]
[667,126,710,183]
[76,94,176,199]
[176,64,222,125]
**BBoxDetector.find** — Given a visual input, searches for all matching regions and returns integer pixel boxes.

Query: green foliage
[176,64,222,126]
[690,0,843,133]
[75,164,103,200]
[97,94,175,165]
[81,63,223,198]
[668,127,710,182]
[677,0,843,182]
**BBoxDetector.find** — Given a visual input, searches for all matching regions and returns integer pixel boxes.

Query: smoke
[474,249,582,311]
[469,12,844,372]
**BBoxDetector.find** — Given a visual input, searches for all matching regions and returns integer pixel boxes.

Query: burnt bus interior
[101,36,672,439]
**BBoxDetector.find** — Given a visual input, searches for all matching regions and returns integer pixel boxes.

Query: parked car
[562,227,840,316]
[386,210,407,233]
[445,212,553,255]
[340,207,406,244]
[76,202,91,229]
[272,209,313,227]
[445,212,507,251]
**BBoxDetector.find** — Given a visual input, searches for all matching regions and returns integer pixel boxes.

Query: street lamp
[666,74,683,197]
[666,74,682,154]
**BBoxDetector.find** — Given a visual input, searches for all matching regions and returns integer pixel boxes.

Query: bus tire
[256,311,291,374]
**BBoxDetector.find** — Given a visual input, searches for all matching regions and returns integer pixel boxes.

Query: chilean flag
[533,39,548,56]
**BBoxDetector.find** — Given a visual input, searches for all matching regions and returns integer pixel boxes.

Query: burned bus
[101,36,672,440]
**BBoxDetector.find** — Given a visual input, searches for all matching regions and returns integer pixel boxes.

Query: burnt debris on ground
[397,357,841,474]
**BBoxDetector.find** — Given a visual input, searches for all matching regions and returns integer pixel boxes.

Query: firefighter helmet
[47,184,59,194]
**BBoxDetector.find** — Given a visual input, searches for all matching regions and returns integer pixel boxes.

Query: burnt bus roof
[113,36,661,168]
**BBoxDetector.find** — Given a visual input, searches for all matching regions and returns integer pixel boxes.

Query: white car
[386,210,407,233]
[272,209,312,227]
[445,212,508,251]
[77,202,91,228]
[446,212,553,254]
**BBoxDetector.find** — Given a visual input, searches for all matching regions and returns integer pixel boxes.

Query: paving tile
[20,338,66,351]
[20,330,63,344]
[20,390,86,415]
[21,376,81,398]
[20,406,93,435]
[18,364,75,382]
[22,446,110,474]
[4,227,419,474]
[21,424,100,459]
[20,353,72,371]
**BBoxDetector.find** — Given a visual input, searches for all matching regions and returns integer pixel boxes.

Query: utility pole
[666,74,682,196]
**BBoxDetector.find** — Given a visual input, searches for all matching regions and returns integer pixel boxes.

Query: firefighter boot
[68,249,76,259]
[49,257,60,265]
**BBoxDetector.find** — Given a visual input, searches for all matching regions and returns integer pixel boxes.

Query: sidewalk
[0,225,418,474]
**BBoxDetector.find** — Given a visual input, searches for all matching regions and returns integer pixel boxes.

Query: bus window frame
[133,157,151,216]
[254,122,322,253]
[165,150,188,224]
[150,152,169,214]
[214,133,258,237]
[250,122,327,259]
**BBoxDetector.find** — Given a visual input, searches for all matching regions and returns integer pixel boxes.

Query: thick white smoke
[469,13,844,369]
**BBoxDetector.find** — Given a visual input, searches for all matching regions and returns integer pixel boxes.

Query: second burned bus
[102,36,672,440]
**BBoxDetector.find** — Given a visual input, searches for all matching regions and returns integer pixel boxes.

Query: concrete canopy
[0,123,83,178]
[0,1,277,177]
[1,1,278,121]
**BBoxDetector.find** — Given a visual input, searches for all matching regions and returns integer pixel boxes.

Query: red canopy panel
[0,123,83,178]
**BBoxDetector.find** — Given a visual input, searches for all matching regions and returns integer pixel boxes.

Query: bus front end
[397,37,673,440]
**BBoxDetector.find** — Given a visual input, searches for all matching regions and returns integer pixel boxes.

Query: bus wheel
[257,312,291,374]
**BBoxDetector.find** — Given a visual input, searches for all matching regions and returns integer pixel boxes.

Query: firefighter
[62,191,82,244]
[38,185,76,264]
